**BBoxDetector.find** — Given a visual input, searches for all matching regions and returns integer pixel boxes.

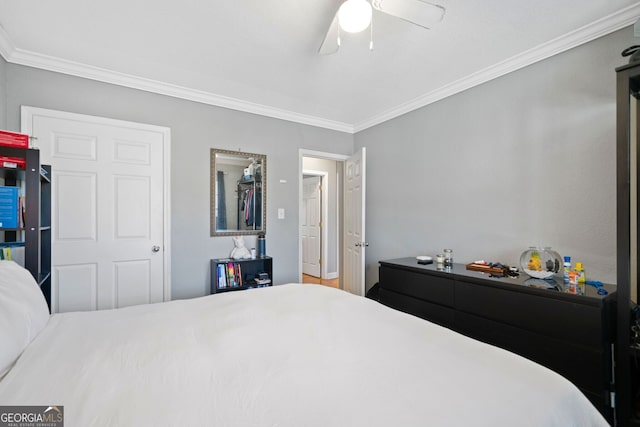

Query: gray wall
[4,64,353,299]
[2,25,632,295]
[303,157,339,276]
[0,56,6,128]
[355,27,635,289]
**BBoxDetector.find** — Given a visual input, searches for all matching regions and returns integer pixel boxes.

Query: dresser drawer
[380,266,454,307]
[455,279,603,349]
[456,311,607,396]
[379,288,455,328]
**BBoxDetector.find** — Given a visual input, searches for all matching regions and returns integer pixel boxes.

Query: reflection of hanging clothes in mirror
[241,187,262,228]
[254,187,262,227]
[238,181,262,230]
[246,188,254,225]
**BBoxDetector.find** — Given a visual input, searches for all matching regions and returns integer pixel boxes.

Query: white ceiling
[0,1,639,133]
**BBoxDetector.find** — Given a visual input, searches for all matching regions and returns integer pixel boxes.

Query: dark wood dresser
[378,258,617,422]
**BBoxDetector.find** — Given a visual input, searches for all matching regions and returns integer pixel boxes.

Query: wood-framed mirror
[210,149,266,236]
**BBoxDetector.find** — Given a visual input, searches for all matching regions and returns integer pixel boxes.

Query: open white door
[343,148,366,296]
[22,107,170,313]
[302,176,322,277]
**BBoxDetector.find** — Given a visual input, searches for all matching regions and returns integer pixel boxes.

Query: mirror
[210,149,266,236]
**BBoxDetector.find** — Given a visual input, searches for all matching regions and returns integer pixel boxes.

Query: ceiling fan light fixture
[338,0,372,33]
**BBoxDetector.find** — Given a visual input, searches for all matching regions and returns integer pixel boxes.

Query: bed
[0,260,609,426]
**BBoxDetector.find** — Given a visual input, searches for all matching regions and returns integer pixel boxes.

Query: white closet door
[302,175,322,277]
[343,148,366,296]
[23,107,170,313]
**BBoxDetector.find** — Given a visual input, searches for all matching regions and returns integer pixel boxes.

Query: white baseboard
[324,272,338,280]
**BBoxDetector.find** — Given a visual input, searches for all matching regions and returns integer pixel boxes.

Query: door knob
[152,245,161,252]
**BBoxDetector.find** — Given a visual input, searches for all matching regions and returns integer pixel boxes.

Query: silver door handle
[152,245,161,252]
[355,242,369,247]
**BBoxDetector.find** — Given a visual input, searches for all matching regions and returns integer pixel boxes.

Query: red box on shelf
[0,156,26,169]
[0,130,29,149]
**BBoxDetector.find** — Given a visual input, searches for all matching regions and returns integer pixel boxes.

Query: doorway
[298,148,366,295]
[301,171,340,289]
[299,151,346,289]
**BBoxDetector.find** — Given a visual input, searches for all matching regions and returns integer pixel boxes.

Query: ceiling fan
[319,0,445,55]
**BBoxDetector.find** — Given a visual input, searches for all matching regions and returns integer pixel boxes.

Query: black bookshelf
[0,146,51,310]
[210,256,272,294]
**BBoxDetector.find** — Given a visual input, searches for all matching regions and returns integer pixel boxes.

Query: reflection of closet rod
[235,181,260,192]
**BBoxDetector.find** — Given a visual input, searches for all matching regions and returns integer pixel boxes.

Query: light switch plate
[278,208,285,219]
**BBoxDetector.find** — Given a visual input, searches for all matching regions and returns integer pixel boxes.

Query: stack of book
[216,261,245,289]
[254,273,271,286]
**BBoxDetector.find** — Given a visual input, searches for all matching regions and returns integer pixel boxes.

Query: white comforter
[0,284,609,427]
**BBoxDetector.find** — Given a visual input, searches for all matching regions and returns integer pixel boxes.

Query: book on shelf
[0,246,11,260]
[18,196,25,228]
[0,244,25,267]
[217,263,227,288]
[227,262,236,287]
[217,261,250,289]
[235,263,243,287]
[0,186,19,229]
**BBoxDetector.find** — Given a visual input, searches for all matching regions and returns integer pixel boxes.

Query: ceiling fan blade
[319,11,340,55]
[371,0,445,29]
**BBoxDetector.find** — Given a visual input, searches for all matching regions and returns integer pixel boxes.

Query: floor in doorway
[302,274,339,289]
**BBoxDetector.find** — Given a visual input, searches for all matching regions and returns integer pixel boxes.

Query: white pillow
[0,260,50,378]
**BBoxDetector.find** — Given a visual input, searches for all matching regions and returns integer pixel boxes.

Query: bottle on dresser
[563,256,571,286]
[574,262,586,296]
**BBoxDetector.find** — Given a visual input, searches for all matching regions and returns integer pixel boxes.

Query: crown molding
[1,4,638,135]
[0,34,354,134]
[353,3,640,133]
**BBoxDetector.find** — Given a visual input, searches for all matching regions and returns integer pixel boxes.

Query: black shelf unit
[0,146,51,310]
[210,256,272,294]
[616,61,640,427]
